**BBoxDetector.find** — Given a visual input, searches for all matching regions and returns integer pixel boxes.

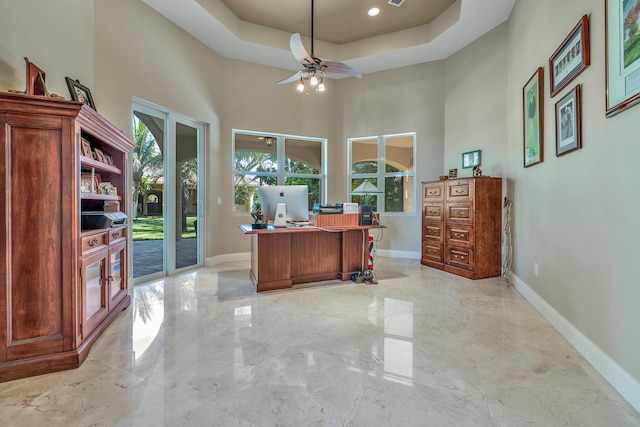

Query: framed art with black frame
[555,84,582,157]
[549,15,590,98]
[605,0,640,117]
[523,67,544,167]
[65,77,96,111]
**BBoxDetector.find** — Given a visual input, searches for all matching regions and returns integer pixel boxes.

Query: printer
[81,211,128,230]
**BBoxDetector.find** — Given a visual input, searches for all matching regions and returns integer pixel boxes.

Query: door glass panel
[132,112,165,279]
[175,122,199,270]
[85,260,104,320]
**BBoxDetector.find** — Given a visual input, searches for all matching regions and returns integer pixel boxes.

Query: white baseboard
[376,249,421,259]
[512,274,640,413]
[205,252,250,266]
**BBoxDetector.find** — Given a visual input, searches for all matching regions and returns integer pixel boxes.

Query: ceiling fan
[276,0,362,93]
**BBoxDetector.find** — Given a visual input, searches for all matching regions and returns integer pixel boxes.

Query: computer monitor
[257,185,309,224]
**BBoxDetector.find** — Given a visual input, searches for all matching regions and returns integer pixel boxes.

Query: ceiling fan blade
[276,70,303,85]
[323,61,362,78]
[290,33,315,65]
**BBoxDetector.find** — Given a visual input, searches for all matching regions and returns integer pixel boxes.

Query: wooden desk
[239,224,376,292]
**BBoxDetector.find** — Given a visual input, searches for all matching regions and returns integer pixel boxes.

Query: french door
[131,99,205,281]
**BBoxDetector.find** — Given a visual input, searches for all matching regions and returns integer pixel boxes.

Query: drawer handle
[89,238,99,247]
[456,212,465,216]
[428,230,437,235]
[428,210,437,215]
[428,190,437,195]
[454,232,464,238]
[454,188,465,194]
[111,232,120,238]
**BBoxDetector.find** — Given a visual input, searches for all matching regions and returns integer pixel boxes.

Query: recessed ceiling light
[368,7,380,17]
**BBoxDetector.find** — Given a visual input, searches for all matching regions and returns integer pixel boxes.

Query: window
[348,133,415,213]
[233,130,326,212]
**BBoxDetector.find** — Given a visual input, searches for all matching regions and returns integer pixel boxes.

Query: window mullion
[277,136,285,184]
[378,136,385,212]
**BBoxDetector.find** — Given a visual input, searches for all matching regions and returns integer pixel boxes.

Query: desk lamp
[351,181,382,225]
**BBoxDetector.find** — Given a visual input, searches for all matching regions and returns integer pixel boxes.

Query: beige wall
[506,0,640,388]
[444,23,508,179]
[0,0,94,96]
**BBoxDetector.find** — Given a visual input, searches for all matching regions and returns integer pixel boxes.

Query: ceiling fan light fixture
[276,0,361,94]
[317,81,325,92]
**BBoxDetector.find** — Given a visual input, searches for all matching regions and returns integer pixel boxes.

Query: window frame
[232,129,327,215]
[348,132,416,215]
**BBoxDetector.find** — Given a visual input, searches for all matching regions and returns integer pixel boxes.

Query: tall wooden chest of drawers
[421,177,502,279]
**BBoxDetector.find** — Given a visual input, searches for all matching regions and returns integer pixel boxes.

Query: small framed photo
[462,150,481,169]
[80,177,93,193]
[523,67,544,167]
[81,172,99,193]
[93,148,106,163]
[65,77,96,110]
[555,84,582,157]
[448,168,458,179]
[549,15,590,98]
[81,138,92,158]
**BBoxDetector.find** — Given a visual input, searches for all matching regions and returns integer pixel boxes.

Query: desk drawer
[423,182,444,201]
[445,224,473,248]
[446,203,473,225]
[424,203,444,222]
[423,242,443,263]
[108,226,127,244]
[424,223,443,242]
[445,245,474,271]
[447,180,472,201]
[81,232,108,254]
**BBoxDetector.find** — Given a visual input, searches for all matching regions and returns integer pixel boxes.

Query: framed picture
[555,84,582,156]
[93,148,106,163]
[81,138,92,157]
[80,177,92,193]
[65,77,96,110]
[523,67,544,167]
[549,15,590,97]
[462,150,481,169]
[103,153,114,166]
[605,0,640,117]
[448,168,458,179]
[81,172,99,193]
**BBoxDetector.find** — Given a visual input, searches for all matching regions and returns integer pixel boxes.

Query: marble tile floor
[1,258,638,426]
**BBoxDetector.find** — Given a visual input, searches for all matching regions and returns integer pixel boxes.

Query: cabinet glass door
[82,251,108,337]
[109,241,127,309]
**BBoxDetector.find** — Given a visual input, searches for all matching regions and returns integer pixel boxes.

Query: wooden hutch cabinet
[421,177,502,279]
[0,93,134,381]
